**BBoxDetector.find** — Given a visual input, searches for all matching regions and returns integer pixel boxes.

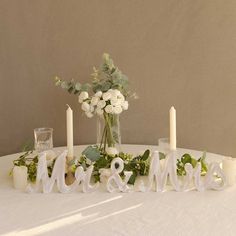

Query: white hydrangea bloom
[106,147,119,155]
[113,105,122,114]
[95,91,103,97]
[113,89,121,97]
[110,97,119,105]
[90,105,95,113]
[122,100,129,110]
[91,96,99,106]
[78,91,89,103]
[97,100,106,108]
[81,102,90,112]
[85,111,93,118]
[102,92,112,101]
[117,93,125,102]
[105,104,113,113]
[96,108,104,116]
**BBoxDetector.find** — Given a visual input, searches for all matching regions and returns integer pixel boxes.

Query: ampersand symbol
[107,158,132,193]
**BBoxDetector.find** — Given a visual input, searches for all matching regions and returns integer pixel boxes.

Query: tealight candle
[13,166,28,190]
[222,157,236,186]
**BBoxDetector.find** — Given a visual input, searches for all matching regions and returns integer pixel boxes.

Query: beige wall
[1,0,236,157]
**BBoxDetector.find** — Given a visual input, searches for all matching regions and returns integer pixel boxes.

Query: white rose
[110,97,119,105]
[105,104,113,113]
[113,105,122,114]
[113,89,121,96]
[81,102,90,112]
[102,92,112,101]
[96,108,104,116]
[97,100,106,108]
[108,89,121,96]
[117,93,125,102]
[122,100,129,110]
[106,147,119,155]
[90,105,95,112]
[95,91,103,97]
[85,111,93,118]
[78,91,89,103]
[91,96,99,106]
[99,168,112,184]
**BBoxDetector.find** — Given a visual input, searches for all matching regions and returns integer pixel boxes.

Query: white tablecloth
[0,145,235,236]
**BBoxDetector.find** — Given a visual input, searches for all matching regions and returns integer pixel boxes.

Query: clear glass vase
[97,113,121,154]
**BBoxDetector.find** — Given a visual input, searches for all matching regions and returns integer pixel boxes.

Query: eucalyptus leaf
[128,172,137,185]
[159,152,166,160]
[75,82,81,91]
[141,149,150,161]
[61,81,69,89]
[82,146,100,162]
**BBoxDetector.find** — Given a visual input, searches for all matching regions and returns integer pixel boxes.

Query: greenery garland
[11,146,208,184]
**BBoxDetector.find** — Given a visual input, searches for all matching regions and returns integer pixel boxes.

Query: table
[0,145,235,236]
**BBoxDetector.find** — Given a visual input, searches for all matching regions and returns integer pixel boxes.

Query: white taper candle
[169,106,176,150]
[66,105,74,160]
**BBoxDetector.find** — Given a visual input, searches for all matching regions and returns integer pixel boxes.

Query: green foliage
[54,53,133,98]
[54,76,89,95]
[176,152,208,176]
[11,147,209,185]
[76,148,151,185]
[12,151,55,182]
[82,145,101,162]
[91,53,130,97]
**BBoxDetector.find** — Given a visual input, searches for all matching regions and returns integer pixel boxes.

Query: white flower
[110,97,119,105]
[95,91,103,97]
[81,102,90,112]
[122,100,129,110]
[106,147,119,155]
[113,105,122,114]
[85,111,93,118]
[105,104,113,113]
[78,91,89,103]
[113,89,121,97]
[117,93,125,102]
[99,168,112,184]
[90,105,94,113]
[96,108,104,116]
[91,96,99,106]
[97,100,106,108]
[102,92,112,101]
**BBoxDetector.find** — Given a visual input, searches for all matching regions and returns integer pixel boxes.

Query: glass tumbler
[34,128,53,153]
[158,138,170,154]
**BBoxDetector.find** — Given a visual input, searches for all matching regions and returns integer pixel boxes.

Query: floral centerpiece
[10,53,209,187]
[55,53,136,154]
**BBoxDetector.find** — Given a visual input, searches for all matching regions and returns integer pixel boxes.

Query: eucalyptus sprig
[54,53,136,99]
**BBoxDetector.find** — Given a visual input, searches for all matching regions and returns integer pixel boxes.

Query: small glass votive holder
[158,138,170,154]
[34,128,53,153]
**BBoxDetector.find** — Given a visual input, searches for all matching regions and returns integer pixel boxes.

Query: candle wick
[66,104,70,109]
